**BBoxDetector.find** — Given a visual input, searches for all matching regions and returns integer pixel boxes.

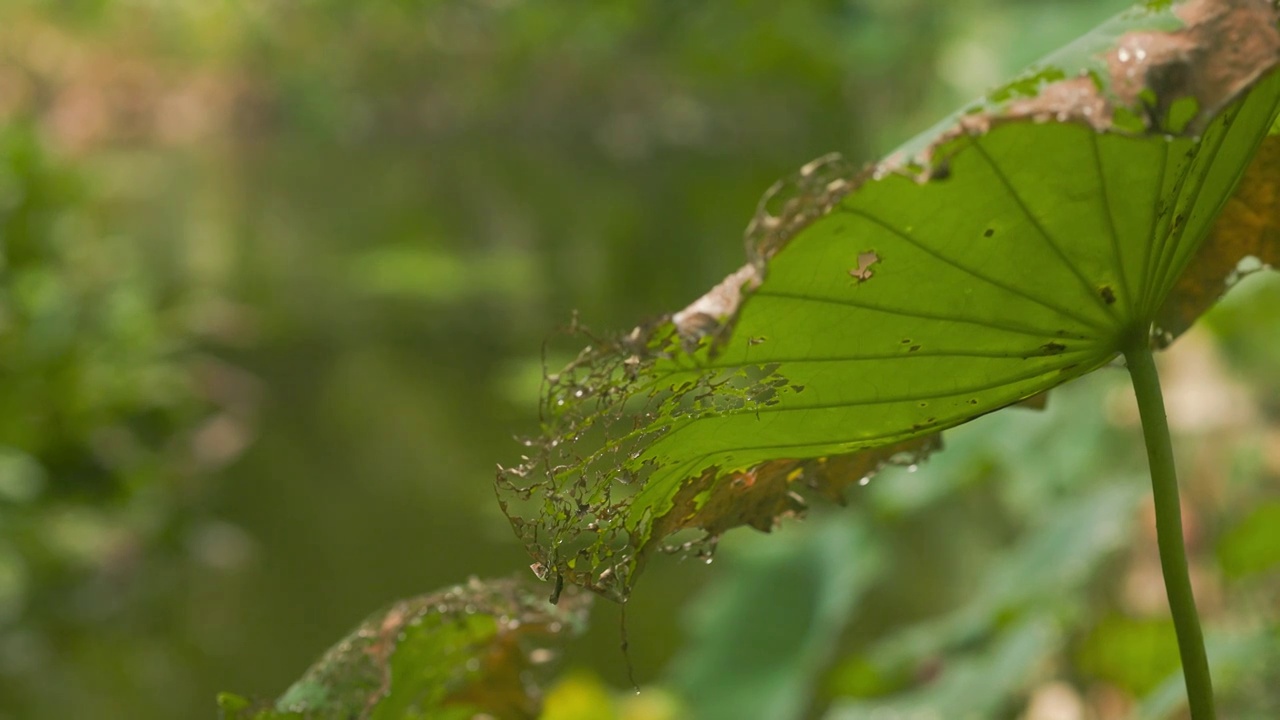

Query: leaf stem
[1123,338,1214,720]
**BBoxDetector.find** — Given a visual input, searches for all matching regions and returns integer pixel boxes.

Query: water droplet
[703,556,714,565]
[907,464,918,473]
[858,476,870,486]
[1118,47,1131,63]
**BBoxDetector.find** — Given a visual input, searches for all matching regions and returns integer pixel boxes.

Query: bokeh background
[1,1,1278,718]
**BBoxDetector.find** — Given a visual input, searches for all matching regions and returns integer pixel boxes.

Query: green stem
[1123,337,1214,720]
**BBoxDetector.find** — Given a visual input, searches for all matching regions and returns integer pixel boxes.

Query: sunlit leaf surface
[218,577,590,720]
[498,0,1280,602]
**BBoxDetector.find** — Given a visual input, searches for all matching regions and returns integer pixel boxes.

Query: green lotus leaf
[218,577,591,720]
[498,0,1280,602]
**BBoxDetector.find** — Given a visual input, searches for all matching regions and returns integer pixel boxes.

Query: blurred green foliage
[0,115,239,717]
[1216,501,1280,579]
[0,1,1278,718]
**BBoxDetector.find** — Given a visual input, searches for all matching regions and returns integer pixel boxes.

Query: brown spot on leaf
[1100,285,1117,305]
[1041,342,1068,355]
[984,228,995,237]
[849,251,880,283]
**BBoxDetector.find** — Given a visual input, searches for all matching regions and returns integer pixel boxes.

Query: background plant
[0,1,1278,719]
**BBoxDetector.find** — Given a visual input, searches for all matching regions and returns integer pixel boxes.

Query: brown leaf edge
[497,0,1280,604]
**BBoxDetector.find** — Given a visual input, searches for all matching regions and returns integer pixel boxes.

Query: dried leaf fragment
[1107,0,1280,132]
[673,264,761,349]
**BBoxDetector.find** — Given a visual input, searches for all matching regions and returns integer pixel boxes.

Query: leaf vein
[752,289,1093,341]
[968,135,1121,325]
[835,204,1109,331]
[1090,132,1135,317]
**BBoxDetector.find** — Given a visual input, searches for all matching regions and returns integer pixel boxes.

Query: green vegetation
[2,1,1279,719]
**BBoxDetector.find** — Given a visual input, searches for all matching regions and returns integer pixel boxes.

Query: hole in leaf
[848,251,880,283]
